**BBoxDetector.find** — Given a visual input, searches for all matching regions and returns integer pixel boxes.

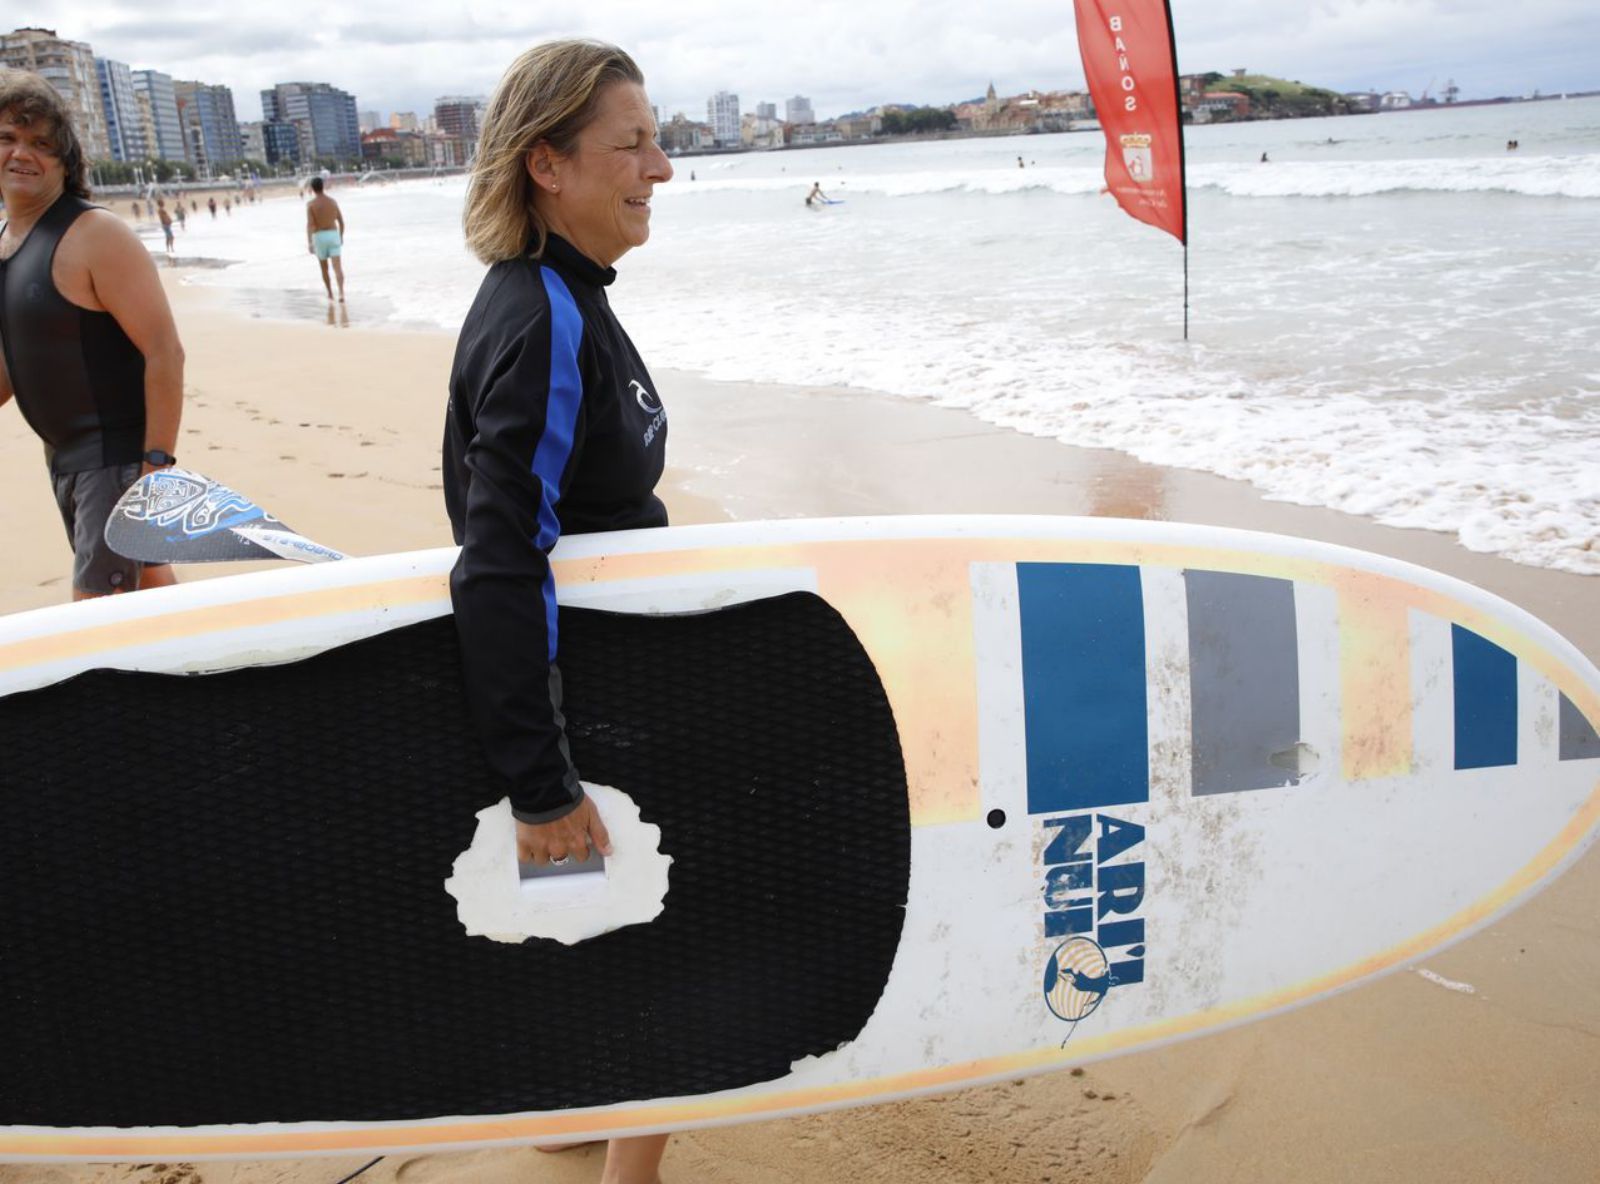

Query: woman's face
[531,81,673,267]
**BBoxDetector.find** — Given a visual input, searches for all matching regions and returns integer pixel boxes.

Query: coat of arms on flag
[1120,133,1154,183]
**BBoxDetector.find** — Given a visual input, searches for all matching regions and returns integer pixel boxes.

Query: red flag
[1073,0,1187,245]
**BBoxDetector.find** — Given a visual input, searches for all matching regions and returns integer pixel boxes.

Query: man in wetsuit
[0,72,184,599]
[305,176,346,302]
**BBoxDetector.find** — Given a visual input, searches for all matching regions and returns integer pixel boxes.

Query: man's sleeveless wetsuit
[0,194,146,474]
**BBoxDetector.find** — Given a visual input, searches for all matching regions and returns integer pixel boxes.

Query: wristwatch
[143,449,178,467]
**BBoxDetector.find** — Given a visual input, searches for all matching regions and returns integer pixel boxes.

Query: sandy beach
[1,266,1596,1184]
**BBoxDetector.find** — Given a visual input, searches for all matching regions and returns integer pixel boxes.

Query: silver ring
[549,855,570,867]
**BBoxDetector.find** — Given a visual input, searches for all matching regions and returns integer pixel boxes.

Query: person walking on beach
[174,199,186,232]
[207,195,216,219]
[305,176,346,302]
[444,38,674,1184]
[0,71,183,599]
[156,196,175,257]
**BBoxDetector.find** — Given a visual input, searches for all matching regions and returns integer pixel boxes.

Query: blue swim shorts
[312,229,342,260]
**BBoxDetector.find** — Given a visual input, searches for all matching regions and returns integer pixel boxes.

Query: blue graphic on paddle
[105,467,346,564]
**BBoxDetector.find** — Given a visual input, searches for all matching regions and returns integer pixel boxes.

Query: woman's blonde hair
[464,40,645,264]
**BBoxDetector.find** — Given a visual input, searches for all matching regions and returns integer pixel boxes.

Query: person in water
[805,180,830,207]
[305,176,347,302]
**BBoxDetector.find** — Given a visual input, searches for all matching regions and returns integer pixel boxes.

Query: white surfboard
[0,515,1596,1162]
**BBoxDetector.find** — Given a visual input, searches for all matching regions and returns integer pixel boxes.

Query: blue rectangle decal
[1018,563,1149,814]
[1452,625,1517,770]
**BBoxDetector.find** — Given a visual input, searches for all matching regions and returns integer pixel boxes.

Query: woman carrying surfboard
[442,40,675,1184]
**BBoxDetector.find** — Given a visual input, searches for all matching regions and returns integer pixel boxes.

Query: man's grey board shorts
[52,462,145,594]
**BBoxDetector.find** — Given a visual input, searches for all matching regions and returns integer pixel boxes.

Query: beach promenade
[1,265,1596,1183]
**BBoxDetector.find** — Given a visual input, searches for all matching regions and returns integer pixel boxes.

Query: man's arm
[335,200,345,240]
[306,201,316,252]
[80,213,184,470]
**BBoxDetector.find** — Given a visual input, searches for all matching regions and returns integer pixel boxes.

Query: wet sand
[0,272,1595,1183]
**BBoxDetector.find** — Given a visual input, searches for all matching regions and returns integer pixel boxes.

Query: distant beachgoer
[131,199,141,220]
[690,170,695,181]
[1260,152,1270,163]
[208,196,217,219]
[0,70,183,600]
[805,181,829,207]
[224,196,231,216]
[157,197,175,255]
[174,201,186,230]
[1017,155,1025,168]
[189,199,197,213]
[305,175,346,301]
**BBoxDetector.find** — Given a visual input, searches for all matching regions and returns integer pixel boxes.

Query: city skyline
[13,0,1599,129]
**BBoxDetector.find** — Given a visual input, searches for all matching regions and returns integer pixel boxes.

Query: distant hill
[1197,73,1357,119]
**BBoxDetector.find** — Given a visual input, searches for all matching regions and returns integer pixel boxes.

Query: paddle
[104,467,346,565]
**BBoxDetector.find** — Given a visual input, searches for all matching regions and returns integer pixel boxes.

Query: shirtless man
[305,176,346,302]
[0,71,184,599]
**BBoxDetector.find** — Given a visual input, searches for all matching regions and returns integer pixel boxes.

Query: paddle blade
[105,468,346,565]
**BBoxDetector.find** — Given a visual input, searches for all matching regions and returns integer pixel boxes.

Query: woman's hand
[516,796,614,865]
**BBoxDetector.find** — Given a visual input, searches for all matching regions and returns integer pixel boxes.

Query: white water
[165,96,1600,575]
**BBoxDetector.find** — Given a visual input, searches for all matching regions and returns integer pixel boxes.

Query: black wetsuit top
[443,233,669,822]
[0,194,146,475]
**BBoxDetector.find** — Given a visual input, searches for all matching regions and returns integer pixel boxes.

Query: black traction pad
[0,592,910,1127]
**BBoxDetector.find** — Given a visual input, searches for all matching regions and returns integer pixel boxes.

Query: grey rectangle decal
[1185,571,1302,796]
[1560,692,1600,761]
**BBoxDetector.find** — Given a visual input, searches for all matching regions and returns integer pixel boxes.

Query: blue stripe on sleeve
[532,267,585,661]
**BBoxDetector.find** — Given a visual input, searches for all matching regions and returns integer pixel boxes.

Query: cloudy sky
[17,0,1600,123]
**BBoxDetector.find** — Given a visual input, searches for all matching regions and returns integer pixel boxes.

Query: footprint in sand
[131,1165,202,1184]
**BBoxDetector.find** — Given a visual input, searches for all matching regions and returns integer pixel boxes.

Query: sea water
[171,96,1600,575]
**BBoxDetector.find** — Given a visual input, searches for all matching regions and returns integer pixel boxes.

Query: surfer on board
[0,71,183,600]
[443,39,675,1184]
[805,180,830,207]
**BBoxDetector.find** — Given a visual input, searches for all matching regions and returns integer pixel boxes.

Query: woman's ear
[526,144,560,194]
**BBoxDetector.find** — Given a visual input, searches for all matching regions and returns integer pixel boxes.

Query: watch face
[145,450,176,466]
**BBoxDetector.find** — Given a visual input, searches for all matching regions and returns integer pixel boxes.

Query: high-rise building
[707,91,740,146]
[785,95,815,125]
[1,27,112,158]
[433,95,483,141]
[261,81,361,163]
[95,57,141,161]
[131,69,185,162]
[239,120,266,164]
[174,79,242,174]
[755,101,777,120]
[262,121,300,167]
[390,111,419,132]
[357,109,381,133]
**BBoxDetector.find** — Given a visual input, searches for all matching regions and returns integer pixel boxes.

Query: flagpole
[1164,0,1189,341]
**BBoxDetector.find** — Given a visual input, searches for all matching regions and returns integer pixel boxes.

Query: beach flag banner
[1072,0,1190,332]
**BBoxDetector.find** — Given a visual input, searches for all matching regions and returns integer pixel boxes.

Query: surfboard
[1,515,1597,1162]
